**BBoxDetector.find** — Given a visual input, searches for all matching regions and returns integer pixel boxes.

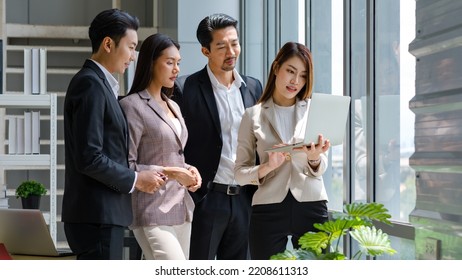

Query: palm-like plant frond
[334,202,392,225]
[314,218,364,235]
[349,225,397,258]
[298,231,329,254]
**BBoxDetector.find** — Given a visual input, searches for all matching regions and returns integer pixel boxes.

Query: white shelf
[0,154,51,166]
[6,67,79,75]
[6,45,91,53]
[0,94,53,108]
[6,188,64,197]
[6,23,89,39]
[0,93,58,244]
[0,164,65,171]
[5,91,66,97]
[6,23,155,41]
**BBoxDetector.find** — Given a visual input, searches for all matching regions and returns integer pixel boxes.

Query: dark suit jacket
[172,66,262,202]
[62,59,135,226]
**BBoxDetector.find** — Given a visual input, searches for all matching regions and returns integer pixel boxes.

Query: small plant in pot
[15,180,47,209]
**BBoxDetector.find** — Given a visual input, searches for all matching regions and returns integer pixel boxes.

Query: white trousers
[132,222,191,260]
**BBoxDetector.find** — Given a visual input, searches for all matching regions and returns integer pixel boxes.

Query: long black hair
[127,33,180,97]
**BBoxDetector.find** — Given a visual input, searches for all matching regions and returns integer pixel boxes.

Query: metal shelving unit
[0,93,58,244]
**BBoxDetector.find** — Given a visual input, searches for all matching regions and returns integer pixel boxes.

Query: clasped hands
[135,166,202,194]
[167,166,202,192]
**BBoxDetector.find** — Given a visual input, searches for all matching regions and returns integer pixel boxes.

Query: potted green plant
[271,202,397,260]
[15,180,47,209]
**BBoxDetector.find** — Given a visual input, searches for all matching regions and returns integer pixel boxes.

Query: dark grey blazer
[62,59,135,226]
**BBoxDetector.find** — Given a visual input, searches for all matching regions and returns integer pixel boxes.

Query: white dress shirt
[206,64,246,185]
[273,103,296,143]
[90,59,119,98]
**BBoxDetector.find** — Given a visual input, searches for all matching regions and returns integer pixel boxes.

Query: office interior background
[0,0,461,260]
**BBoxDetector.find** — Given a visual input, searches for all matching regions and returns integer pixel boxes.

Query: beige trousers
[132,222,191,260]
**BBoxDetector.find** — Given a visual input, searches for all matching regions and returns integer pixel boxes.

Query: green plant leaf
[315,218,364,235]
[299,218,377,256]
[270,202,397,260]
[319,252,347,260]
[298,231,329,254]
[270,248,317,260]
[349,225,397,257]
[270,250,297,260]
[15,180,47,199]
[334,202,392,225]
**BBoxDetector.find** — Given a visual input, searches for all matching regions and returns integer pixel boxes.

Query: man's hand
[135,170,166,193]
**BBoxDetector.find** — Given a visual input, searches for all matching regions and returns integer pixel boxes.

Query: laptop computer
[266,93,351,153]
[0,208,74,257]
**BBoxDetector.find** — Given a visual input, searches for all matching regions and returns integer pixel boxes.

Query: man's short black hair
[196,13,238,50]
[89,8,139,53]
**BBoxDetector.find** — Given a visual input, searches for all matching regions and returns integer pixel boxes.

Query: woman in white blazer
[234,42,330,260]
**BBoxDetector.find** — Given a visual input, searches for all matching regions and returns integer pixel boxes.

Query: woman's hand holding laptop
[293,134,330,168]
[293,134,330,154]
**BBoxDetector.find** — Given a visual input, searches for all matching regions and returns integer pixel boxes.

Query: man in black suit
[173,13,262,260]
[62,8,165,260]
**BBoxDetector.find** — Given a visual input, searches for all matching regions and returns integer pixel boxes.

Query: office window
[350,0,416,258]
[241,0,264,81]
[241,0,301,83]
[241,0,345,211]
[350,0,416,223]
[351,0,368,205]
[241,0,416,239]
[309,1,344,211]
[375,0,416,222]
[377,236,415,260]
[240,0,417,259]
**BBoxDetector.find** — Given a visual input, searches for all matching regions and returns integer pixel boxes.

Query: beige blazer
[119,90,195,227]
[234,97,329,206]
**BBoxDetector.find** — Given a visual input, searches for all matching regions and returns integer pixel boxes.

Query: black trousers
[189,185,254,260]
[249,192,328,260]
[64,223,125,260]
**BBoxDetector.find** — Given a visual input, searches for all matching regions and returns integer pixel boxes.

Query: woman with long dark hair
[120,33,201,260]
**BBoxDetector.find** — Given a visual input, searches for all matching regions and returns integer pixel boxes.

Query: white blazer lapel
[262,98,285,143]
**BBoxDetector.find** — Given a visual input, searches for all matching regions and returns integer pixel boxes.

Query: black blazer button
[179,149,183,155]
